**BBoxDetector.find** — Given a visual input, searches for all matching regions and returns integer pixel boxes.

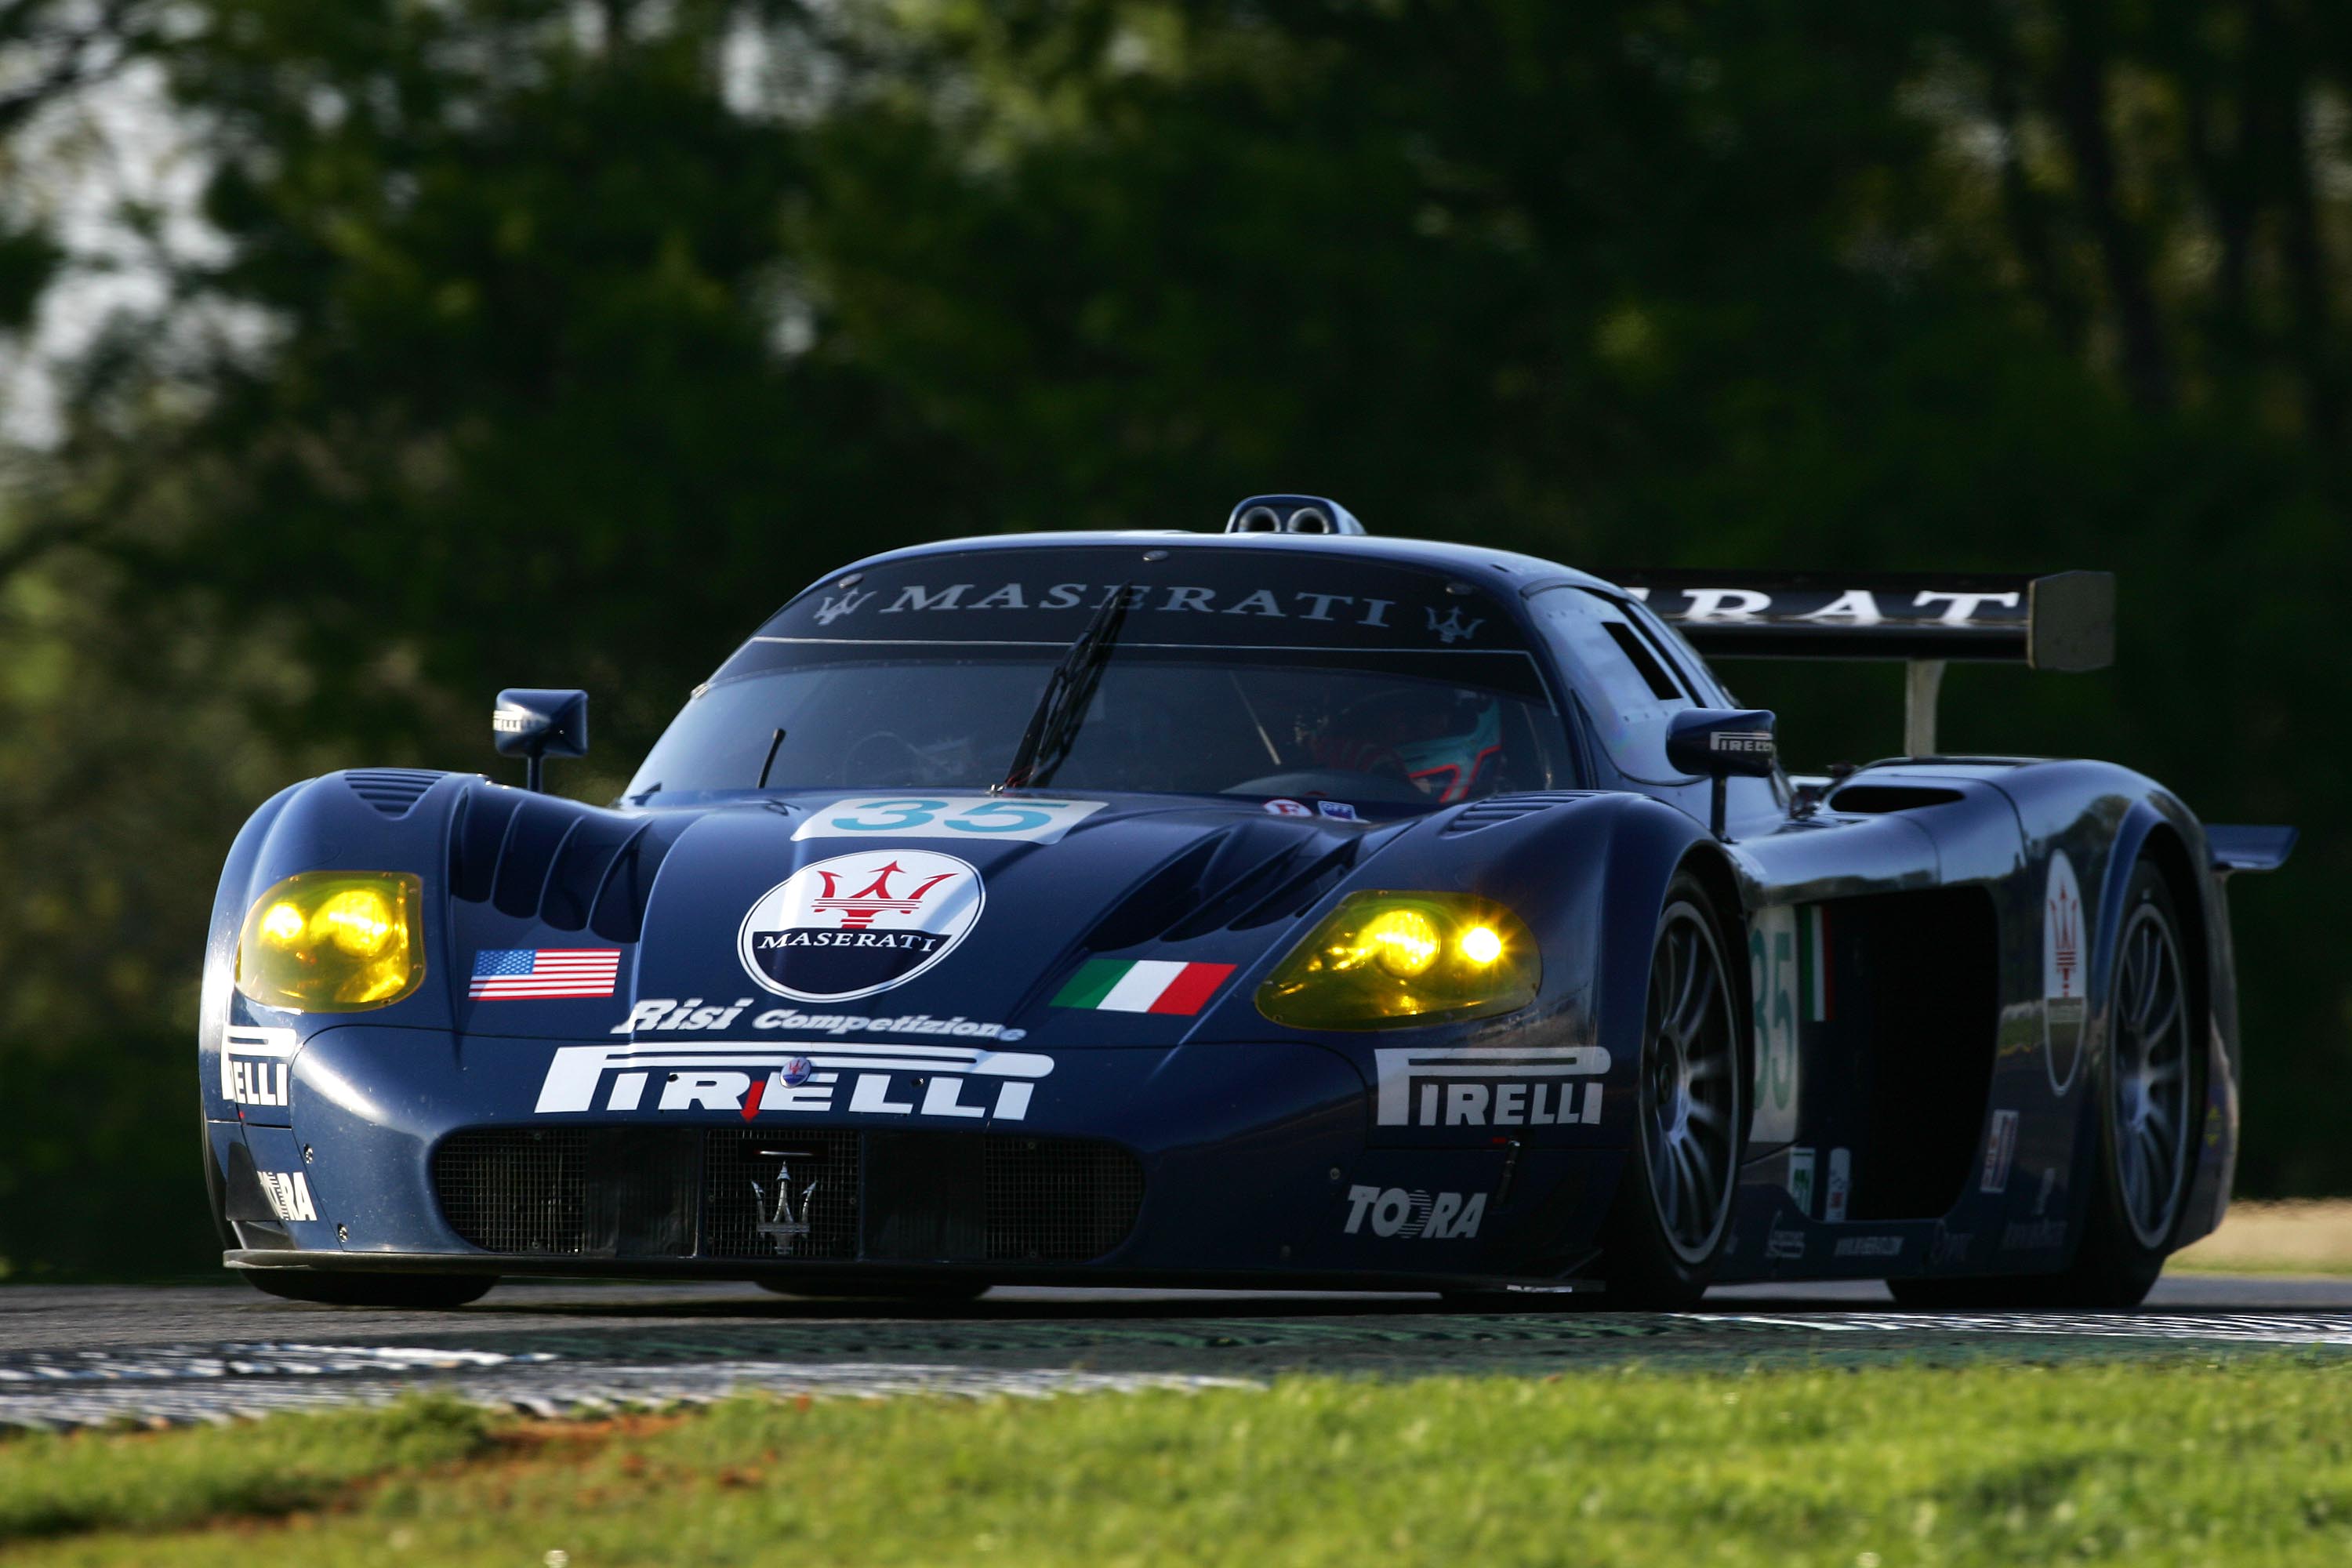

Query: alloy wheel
[1640,901,1742,1264]
[2111,899,2193,1249]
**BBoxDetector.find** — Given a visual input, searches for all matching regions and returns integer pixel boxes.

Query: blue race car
[200,495,2292,1308]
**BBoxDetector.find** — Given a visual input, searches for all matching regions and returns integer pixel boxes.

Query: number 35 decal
[791,795,1109,845]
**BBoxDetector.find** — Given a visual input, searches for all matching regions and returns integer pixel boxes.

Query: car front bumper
[209,1025,1625,1288]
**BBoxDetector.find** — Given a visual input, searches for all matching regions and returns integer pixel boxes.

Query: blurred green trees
[0,0,2342,1276]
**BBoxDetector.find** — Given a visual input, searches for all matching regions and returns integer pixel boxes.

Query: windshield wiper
[997,586,1131,792]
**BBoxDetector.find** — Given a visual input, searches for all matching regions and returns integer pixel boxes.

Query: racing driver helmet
[1392,691,1504,804]
[1312,685,1504,804]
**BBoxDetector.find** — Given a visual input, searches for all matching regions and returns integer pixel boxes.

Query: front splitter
[223,1249,1603,1294]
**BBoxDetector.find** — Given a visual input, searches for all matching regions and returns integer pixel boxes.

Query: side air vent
[1440,792,1590,837]
[343,769,445,818]
[1828,785,1966,815]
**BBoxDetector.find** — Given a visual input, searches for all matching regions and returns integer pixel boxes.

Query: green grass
[0,1396,492,1541]
[2167,1256,2352,1276]
[10,1362,2352,1565]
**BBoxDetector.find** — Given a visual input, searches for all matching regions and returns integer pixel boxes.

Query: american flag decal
[469,949,622,1000]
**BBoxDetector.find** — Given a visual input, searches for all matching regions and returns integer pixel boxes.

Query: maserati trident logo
[1425,605,1486,644]
[814,587,876,625]
[2050,881,2081,995]
[750,1148,818,1253]
[810,860,960,930]
[738,849,985,1002]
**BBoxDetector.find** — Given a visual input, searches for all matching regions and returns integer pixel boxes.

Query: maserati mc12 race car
[199,495,2292,1308]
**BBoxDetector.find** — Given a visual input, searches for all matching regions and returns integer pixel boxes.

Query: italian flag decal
[1798,905,1831,1022]
[1054,959,1236,1015]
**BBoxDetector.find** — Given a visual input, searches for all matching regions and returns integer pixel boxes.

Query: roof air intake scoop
[1225,495,1367,535]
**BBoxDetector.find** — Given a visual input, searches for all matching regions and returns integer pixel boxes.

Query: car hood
[441,786,1406,1046]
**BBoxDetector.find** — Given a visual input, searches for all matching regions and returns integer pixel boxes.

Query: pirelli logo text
[534,1041,1051,1122]
[222,1026,297,1109]
[1374,1045,1612,1128]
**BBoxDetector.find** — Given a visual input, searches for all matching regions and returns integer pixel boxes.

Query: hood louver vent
[344,769,446,818]
[1440,792,1592,837]
[1082,819,1364,950]
[1080,837,1228,953]
[1169,837,1361,938]
[448,782,683,943]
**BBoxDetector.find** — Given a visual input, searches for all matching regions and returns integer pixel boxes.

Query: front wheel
[1599,874,1747,1308]
[240,1270,496,1309]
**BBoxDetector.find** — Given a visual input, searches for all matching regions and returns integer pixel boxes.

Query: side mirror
[493,688,589,793]
[1665,708,1777,839]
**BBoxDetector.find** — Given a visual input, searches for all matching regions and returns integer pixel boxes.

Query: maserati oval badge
[2042,849,2086,1096]
[736,849,985,1002]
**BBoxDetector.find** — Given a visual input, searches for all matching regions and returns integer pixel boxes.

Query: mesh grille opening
[701,1130,861,1260]
[983,1136,1148,1262]
[432,1128,590,1255]
[433,1127,1142,1265]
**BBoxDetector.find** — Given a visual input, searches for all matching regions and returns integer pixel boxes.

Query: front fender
[200,770,473,1125]
[1186,791,1713,1167]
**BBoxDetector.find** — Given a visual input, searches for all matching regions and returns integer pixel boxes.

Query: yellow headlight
[314,887,398,957]
[259,902,307,945]
[1361,908,1441,978]
[1258,891,1538,1031]
[235,872,425,1012]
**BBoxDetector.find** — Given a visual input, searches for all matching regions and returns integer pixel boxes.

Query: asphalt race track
[9,1276,2352,1429]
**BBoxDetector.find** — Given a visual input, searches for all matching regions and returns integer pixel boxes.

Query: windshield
[629,648,1564,806]
[627,546,1571,809]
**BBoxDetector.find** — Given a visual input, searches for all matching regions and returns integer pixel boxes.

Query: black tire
[241,1270,497,1309]
[757,1279,991,1302]
[1890,858,2199,1312]
[1599,872,1748,1309]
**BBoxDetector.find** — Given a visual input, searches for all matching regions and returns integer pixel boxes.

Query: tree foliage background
[0,0,2339,1277]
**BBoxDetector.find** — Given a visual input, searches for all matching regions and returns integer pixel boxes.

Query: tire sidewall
[2071,860,2202,1304]
[1603,869,1749,1306]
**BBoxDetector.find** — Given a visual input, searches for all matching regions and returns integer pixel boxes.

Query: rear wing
[2205,825,2296,877]
[1606,571,2115,757]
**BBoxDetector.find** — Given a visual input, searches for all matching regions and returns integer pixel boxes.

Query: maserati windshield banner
[752,548,1527,654]
[738,850,984,1003]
